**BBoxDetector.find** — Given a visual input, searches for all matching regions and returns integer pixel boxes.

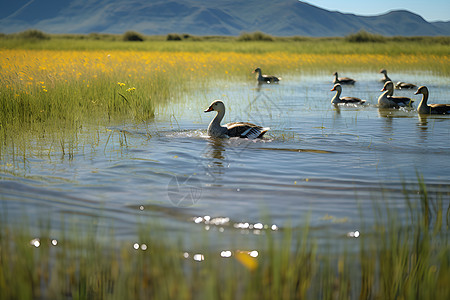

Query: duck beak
[330,87,335,91]
[381,87,386,91]
[204,106,213,113]
[414,90,419,95]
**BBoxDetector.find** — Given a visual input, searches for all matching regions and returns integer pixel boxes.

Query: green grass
[1,31,450,55]
[0,178,448,299]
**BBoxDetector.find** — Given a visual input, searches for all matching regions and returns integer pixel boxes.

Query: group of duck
[330,69,450,116]
[204,68,449,139]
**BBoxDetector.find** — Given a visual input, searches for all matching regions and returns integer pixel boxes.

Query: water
[1,71,449,251]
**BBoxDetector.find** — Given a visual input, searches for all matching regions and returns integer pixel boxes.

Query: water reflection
[377,108,394,119]
[202,138,228,180]
[417,114,430,142]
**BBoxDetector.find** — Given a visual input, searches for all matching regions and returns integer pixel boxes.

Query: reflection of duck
[415,86,450,115]
[253,67,280,84]
[330,84,366,105]
[332,72,355,85]
[379,69,392,83]
[203,138,227,180]
[204,100,270,138]
[378,81,414,108]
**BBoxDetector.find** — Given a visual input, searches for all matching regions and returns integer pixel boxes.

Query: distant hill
[1,0,449,37]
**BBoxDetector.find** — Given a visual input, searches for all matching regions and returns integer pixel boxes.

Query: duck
[204,100,270,138]
[415,86,450,115]
[332,72,356,85]
[253,67,280,84]
[395,81,417,89]
[379,69,392,83]
[330,84,366,105]
[378,81,414,108]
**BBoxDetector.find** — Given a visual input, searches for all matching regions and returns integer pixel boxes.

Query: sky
[303,0,450,22]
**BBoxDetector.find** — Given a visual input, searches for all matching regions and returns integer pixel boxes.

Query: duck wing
[338,77,356,85]
[225,122,270,139]
[388,96,414,107]
[395,82,417,89]
[261,75,280,83]
[429,104,450,114]
[341,96,365,104]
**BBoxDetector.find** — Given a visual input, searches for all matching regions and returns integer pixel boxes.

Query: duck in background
[204,100,270,139]
[253,67,281,84]
[378,81,414,108]
[330,84,366,105]
[379,69,417,89]
[415,86,450,115]
[379,69,392,83]
[332,71,356,85]
[395,81,417,89]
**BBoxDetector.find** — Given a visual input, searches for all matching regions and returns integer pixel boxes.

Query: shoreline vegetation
[1,29,449,54]
[1,30,449,299]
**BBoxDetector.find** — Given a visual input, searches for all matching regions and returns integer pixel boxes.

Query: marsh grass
[1,35,449,160]
[0,178,448,299]
[0,49,185,159]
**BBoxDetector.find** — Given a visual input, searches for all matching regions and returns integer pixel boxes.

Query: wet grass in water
[0,179,448,299]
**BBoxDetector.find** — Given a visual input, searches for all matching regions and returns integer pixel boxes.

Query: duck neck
[387,86,394,96]
[208,109,225,136]
[418,91,429,112]
[382,90,390,98]
[332,89,341,103]
[256,69,263,80]
[212,109,225,125]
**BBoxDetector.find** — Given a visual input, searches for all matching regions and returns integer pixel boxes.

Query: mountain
[1,0,449,37]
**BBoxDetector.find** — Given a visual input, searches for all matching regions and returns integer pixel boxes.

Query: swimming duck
[378,81,414,108]
[379,69,392,83]
[330,84,366,105]
[204,100,270,138]
[253,67,280,84]
[395,81,417,89]
[332,72,356,85]
[415,86,450,115]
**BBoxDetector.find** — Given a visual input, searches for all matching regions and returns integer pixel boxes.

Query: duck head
[204,100,225,113]
[381,81,394,92]
[252,67,261,74]
[414,86,428,96]
[379,69,387,75]
[330,83,342,92]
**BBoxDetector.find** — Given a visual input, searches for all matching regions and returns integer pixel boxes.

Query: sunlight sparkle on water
[193,254,205,261]
[347,231,360,238]
[30,238,40,248]
[221,250,233,258]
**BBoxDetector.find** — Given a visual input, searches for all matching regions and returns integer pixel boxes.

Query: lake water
[1,71,449,252]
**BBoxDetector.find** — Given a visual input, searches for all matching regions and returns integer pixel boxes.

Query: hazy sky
[303,0,449,22]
